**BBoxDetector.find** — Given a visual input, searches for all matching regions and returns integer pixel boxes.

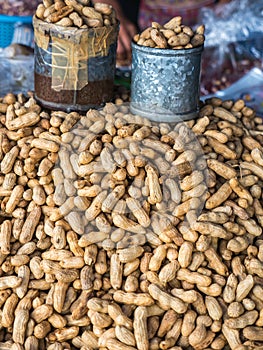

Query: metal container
[130,42,203,122]
[33,17,119,112]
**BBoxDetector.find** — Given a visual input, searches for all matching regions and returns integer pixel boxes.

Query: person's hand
[117,17,138,64]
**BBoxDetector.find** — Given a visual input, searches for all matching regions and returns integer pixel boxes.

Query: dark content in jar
[34,74,114,111]
[33,16,119,112]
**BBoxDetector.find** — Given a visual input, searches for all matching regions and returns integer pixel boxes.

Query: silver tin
[130,42,203,122]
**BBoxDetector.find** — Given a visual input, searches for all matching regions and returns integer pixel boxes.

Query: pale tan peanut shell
[115,325,136,347]
[18,206,41,244]
[198,211,229,224]
[106,338,136,350]
[168,35,180,47]
[228,302,244,318]
[85,190,107,221]
[227,236,249,253]
[102,185,125,213]
[148,284,187,313]
[15,265,30,299]
[207,137,237,160]
[163,16,182,29]
[171,288,197,303]
[205,296,223,321]
[178,241,193,268]
[191,33,205,47]
[158,261,179,284]
[144,164,162,204]
[133,306,148,350]
[36,3,46,19]
[204,247,228,276]
[82,6,103,20]
[116,246,144,263]
[1,146,20,174]
[225,310,258,329]
[150,29,167,49]
[160,28,176,39]
[222,324,242,349]
[180,170,204,191]
[157,309,178,337]
[0,220,12,254]
[205,181,232,209]
[6,112,40,131]
[251,148,263,166]
[235,275,254,302]
[207,159,237,179]
[125,197,150,227]
[193,221,232,240]
[177,32,190,46]
[94,2,113,15]
[237,218,262,236]
[2,293,19,327]
[64,0,83,13]
[110,253,123,290]
[240,161,263,180]
[243,326,263,341]
[46,5,74,23]
[113,290,154,306]
[229,178,253,205]
[181,310,197,337]
[177,268,211,286]
[31,138,59,153]
[188,322,207,347]
[13,309,30,344]
[108,303,133,330]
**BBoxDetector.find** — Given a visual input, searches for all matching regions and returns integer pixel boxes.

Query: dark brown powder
[34,73,114,112]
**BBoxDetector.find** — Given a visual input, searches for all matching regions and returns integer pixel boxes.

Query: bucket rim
[130,102,199,122]
[131,41,204,56]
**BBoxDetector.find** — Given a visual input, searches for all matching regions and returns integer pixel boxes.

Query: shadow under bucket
[130,42,204,122]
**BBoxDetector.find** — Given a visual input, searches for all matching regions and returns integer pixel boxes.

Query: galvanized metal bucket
[130,42,204,122]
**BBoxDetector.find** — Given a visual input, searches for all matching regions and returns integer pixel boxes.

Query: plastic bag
[200,0,263,95]
[201,40,263,95]
[202,67,263,117]
[200,0,263,48]
[0,44,34,96]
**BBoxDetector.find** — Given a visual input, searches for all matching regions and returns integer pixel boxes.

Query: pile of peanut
[35,0,117,28]
[133,17,205,50]
[0,91,263,350]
